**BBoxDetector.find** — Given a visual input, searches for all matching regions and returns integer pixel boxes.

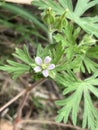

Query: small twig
[0,78,46,112]
[19,119,88,130]
[13,78,46,130]
[13,91,29,130]
[0,89,26,112]
[15,91,29,123]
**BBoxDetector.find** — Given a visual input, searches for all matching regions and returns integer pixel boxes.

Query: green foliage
[54,23,98,74]
[55,72,98,130]
[0,45,33,79]
[0,1,98,130]
[0,39,98,129]
[13,45,33,65]
[0,60,30,79]
[32,0,98,38]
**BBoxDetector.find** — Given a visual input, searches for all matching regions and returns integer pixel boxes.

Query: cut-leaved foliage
[0,45,33,79]
[55,72,98,130]
[32,0,98,38]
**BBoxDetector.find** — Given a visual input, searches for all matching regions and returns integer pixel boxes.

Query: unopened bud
[55,10,68,31]
[43,7,55,25]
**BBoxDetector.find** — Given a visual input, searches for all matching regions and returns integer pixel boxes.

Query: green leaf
[54,71,78,87]
[32,0,64,14]
[55,73,98,129]
[13,45,33,65]
[0,61,30,79]
[71,86,83,125]
[74,0,98,17]
[71,40,98,73]
[77,17,98,38]
[83,88,98,129]
[36,44,43,57]
[74,0,90,17]
[83,57,98,73]
[0,45,33,79]
[56,84,83,125]
[87,46,98,59]
[36,44,51,58]
[52,43,64,64]
[56,105,71,123]
[58,0,73,11]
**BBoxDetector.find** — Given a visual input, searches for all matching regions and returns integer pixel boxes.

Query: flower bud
[43,7,55,25]
[54,9,68,31]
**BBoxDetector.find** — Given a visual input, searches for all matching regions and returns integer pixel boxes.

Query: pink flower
[34,56,55,77]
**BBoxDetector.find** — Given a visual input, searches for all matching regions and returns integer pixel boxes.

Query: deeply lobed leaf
[54,73,98,129]
[33,0,98,38]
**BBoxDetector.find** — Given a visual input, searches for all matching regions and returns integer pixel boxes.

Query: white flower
[34,56,55,77]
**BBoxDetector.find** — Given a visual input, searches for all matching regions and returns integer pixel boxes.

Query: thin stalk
[13,78,47,130]
[0,78,46,112]
[48,25,53,44]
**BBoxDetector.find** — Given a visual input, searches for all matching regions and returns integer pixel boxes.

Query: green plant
[0,0,98,130]
[32,0,98,38]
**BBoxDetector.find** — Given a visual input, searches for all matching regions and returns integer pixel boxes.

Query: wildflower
[34,56,55,77]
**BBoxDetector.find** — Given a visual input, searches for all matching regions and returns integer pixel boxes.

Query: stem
[13,78,46,130]
[0,90,26,112]
[48,25,53,44]
[0,78,46,112]
[13,92,29,130]
[19,119,87,130]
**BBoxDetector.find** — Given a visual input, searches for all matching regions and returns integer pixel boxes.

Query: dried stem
[0,78,46,113]
[15,91,29,123]
[19,119,88,130]
[13,78,46,130]
[13,91,29,130]
[0,90,26,112]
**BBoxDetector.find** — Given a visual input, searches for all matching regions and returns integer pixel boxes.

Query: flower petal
[34,66,41,72]
[44,56,51,64]
[35,56,42,65]
[48,64,55,70]
[42,70,49,77]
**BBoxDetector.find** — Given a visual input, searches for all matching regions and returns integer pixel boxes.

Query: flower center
[41,63,48,69]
